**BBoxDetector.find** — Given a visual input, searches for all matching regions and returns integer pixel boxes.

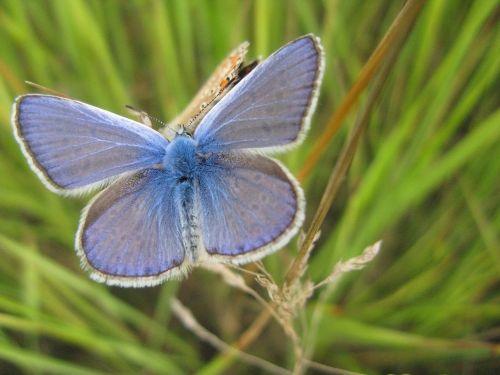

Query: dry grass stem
[171,298,291,375]
[291,3,424,370]
[202,263,255,296]
[298,0,427,180]
[304,359,365,375]
[315,241,382,289]
[299,47,416,375]
[294,230,321,280]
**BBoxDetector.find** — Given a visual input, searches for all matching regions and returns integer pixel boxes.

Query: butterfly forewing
[12,95,169,194]
[194,35,324,152]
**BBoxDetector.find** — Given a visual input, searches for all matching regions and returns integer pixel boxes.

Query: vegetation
[0,1,498,374]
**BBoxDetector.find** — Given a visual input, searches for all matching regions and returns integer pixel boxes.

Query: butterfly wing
[197,152,304,262]
[12,94,169,195]
[76,169,187,287]
[167,42,250,135]
[194,35,324,152]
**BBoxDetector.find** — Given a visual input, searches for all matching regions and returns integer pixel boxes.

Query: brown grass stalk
[298,0,427,181]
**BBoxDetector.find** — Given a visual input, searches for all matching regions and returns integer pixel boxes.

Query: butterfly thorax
[162,133,221,185]
[162,134,199,184]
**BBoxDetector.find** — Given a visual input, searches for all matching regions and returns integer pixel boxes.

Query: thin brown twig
[304,359,364,375]
[24,81,71,98]
[286,3,427,374]
[298,0,427,181]
[299,10,427,374]
[235,308,273,350]
[171,298,291,375]
[284,0,426,290]
[0,60,25,93]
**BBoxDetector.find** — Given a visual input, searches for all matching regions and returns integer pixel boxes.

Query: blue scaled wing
[197,152,304,262]
[76,169,187,287]
[12,95,169,195]
[194,35,323,152]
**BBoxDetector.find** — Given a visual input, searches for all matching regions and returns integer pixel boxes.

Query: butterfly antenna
[149,114,169,128]
[125,105,179,140]
[125,105,170,128]
[185,78,233,128]
[25,81,71,98]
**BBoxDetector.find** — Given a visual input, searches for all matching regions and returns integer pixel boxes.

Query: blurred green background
[0,0,499,374]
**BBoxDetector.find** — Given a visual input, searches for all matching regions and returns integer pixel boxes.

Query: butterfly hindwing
[12,95,169,195]
[197,152,304,262]
[76,169,188,287]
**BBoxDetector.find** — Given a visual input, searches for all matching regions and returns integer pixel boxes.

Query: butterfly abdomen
[177,182,200,263]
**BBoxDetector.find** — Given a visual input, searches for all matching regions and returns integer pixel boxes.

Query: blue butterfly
[11,35,324,287]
